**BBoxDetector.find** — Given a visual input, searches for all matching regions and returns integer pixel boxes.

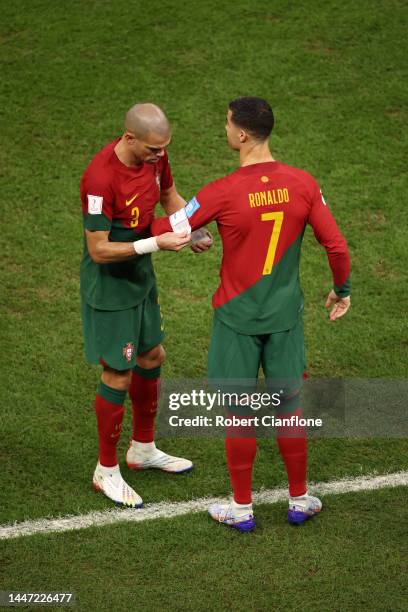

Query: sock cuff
[232,500,253,509]
[97,381,127,405]
[133,364,161,380]
[290,491,308,500]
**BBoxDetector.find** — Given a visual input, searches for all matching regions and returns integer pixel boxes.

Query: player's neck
[114,139,143,167]
[239,141,275,167]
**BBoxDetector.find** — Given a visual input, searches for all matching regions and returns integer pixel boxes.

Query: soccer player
[80,103,211,508]
[151,97,351,531]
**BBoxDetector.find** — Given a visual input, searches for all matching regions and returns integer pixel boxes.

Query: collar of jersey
[236,161,280,174]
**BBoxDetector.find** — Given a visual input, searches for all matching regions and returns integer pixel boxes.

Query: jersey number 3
[261,212,284,275]
[130,206,139,228]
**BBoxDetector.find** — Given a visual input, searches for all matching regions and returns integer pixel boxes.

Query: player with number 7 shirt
[151,96,351,532]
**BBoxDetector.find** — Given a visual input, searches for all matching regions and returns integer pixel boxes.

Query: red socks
[95,382,127,467]
[276,407,307,497]
[224,405,307,502]
[95,366,160,467]
[94,365,160,466]
[225,415,257,504]
[129,365,161,443]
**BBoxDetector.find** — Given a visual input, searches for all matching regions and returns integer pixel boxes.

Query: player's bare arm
[85,229,190,264]
[160,183,187,215]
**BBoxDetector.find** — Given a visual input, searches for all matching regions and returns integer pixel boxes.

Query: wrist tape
[133,237,159,255]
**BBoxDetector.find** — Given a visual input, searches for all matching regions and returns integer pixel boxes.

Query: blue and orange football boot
[288,493,322,525]
[208,502,256,532]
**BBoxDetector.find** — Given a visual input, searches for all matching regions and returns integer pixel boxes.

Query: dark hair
[228,97,274,141]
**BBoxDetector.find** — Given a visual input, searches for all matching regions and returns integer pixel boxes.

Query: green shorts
[208,314,306,413]
[81,283,164,371]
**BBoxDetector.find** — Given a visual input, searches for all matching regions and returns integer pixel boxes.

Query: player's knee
[102,367,132,390]
[137,344,166,369]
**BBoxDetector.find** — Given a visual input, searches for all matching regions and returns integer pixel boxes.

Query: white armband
[133,237,160,255]
[169,208,192,233]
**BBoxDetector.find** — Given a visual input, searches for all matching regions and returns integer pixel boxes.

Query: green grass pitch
[0,0,407,609]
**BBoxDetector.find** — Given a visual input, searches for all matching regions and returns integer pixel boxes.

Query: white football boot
[92,462,143,508]
[288,493,322,525]
[126,441,193,474]
[208,501,256,532]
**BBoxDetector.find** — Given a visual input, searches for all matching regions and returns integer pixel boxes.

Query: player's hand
[190,229,213,253]
[325,290,351,321]
[156,231,191,252]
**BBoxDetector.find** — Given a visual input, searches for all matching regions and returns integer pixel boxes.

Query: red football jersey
[81,138,173,234]
[80,139,173,310]
[151,161,350,334]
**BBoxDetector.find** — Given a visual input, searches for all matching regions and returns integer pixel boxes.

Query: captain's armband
[169,208,192,233]
[169,197,201,233]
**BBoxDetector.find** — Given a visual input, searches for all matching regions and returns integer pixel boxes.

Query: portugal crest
[123,342,135,363]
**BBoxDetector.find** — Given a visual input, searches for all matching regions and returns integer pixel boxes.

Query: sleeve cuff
[84,213,111,231]
[334,277,351,298]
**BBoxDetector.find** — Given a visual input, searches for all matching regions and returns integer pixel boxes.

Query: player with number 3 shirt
[80,103,212,509]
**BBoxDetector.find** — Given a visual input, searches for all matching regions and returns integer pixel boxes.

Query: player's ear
[239,130,248,143]
[124,131,137,144]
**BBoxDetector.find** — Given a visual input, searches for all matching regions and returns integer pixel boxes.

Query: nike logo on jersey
[125,193,139,206]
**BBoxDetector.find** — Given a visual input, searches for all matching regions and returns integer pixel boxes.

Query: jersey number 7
[261,211,284,275]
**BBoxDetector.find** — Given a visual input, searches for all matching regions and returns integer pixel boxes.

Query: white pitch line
[1,471,407,541]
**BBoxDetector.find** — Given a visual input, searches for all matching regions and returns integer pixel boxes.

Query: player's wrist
[334,288,351,299]
[333,277,351,298]
[133,237,159,255]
